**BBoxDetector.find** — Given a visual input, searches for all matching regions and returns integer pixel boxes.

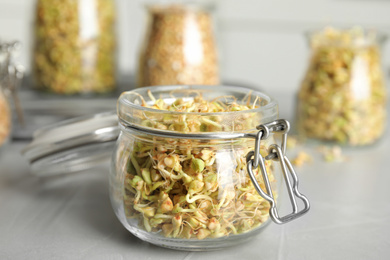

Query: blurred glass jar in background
[0,40,24,149]
[0,83,11,148]
[137,3,219,87]
[297,27,387,146]
[32,0,116,95]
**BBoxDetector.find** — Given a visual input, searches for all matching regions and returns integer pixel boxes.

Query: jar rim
[144,1,215,13]
[118,85,277,115]
[117,85,278,134]
[305,26,387,47]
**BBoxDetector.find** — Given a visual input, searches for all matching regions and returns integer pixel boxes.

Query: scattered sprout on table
[317,145,346,163]
[291,151,312,167]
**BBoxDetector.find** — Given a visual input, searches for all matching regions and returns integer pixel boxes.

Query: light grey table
[1,93,390,259]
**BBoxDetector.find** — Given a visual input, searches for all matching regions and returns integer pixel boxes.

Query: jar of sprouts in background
[32,0,117,95]
[137,3,220,87]
[296,27,387,146]
[0,82,11,149]
[0,40,24,150]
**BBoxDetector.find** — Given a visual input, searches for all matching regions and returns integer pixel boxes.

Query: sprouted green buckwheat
[123,91,276,239]
[33,0,116,94]
[297,27,387,146]
[0,93,10,146]
[138,5,219,87]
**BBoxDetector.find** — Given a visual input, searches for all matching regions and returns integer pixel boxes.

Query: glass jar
[0,40,23,149]
[110,85,309,250]
[32,0,117,95]
[297,27,387,146]
[0,85,11,148]
[137,3,220,87]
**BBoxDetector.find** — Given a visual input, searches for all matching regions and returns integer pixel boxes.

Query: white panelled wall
[0,0,389,95]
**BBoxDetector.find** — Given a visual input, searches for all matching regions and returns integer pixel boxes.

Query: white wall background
[0,0,389,95]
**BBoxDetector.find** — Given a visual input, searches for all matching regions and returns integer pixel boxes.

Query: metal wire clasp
[246,119,310,224]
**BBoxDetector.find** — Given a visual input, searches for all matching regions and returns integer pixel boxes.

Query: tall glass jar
[110,85,309,250]
[0,85,11,149]
[137,3,220,87]
[32,0,116,95]
[0,40,21,149]
[297,27,387,146]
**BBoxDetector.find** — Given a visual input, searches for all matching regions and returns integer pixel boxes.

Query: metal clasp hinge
[246,119,310,224]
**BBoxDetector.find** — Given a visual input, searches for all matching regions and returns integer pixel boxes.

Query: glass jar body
[109,86,280,250]
[137,4,220,87]
[0,40,16,149]
[297,28,387,146]
[0,88,11,149]
[110,131,278,250]
[32,0,117,95]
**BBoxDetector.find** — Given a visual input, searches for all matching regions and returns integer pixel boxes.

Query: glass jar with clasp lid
[110,85,310,250]
[22,85,310,250]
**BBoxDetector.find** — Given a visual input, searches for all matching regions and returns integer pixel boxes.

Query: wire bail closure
[246,119,310,224]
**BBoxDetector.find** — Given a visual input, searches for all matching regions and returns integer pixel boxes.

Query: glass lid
[22,111,119,176]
